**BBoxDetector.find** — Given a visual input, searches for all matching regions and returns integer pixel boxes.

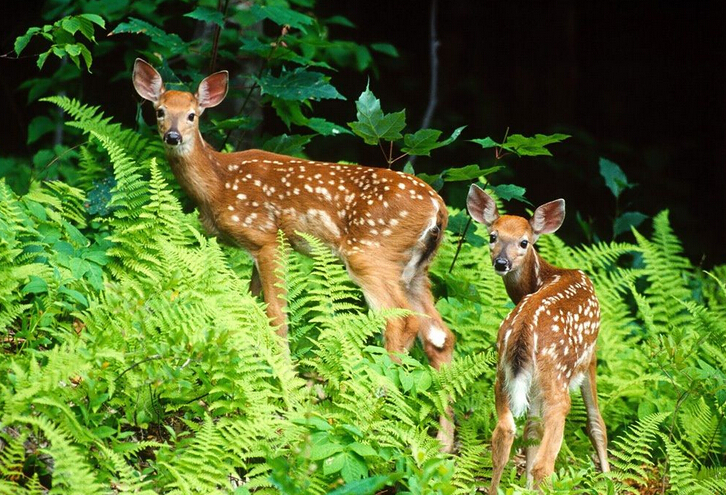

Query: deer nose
[493,257,510,274]
[164,131,182,146]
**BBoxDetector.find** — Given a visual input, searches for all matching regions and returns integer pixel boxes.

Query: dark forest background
[2,0,724,266]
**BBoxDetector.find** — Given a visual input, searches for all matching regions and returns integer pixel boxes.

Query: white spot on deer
[227,205,235,211]
[253,180,261,187]
[236,193,247,200]
[427,326,447,349]
[400,210,409,218]
[390,218,399,226]
[225,182,231,189]
[398,183,406,190]
[231,215,240,222]
[304,184,313,193]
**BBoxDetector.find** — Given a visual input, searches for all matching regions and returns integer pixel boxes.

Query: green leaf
[309,442,344,460]
[370,43,399,57]
[271,99,307,127]
[58,287,89,307]
[416,173,444,192]
[502,133,570,157]
[37,49,52,69]
[262,134,313,156]
[472,133,569,157]
[27,116,55,144]
[442,164,503,182]
[305,117,352,136]
[447,210,485,247]
[79,13,105,28]
[599,157,634,198]
[491,183,530,204]
[326,474,400,495]
[403,162,415,175]
[614,211,648,236]
[399,369,414,392]
[348,442,377,458]
[184,6,225,27]
[22,276,49,295]
[348,85,406,145]
[61,16,82,36]
[250,4,314,32]
[92,426,116,439]
[340,454,367,482]
[323,452,346,475]
[110,18,188,54]
[65,43,82,57]
[258,67,344,101]
[325,15,356,28]
[14,27,40,55]
[470,136,500,149]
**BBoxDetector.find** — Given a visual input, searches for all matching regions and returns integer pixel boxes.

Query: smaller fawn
[466,185,609,492]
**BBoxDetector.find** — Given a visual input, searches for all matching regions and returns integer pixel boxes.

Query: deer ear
[467,184,500,228]
[196,71,228,111]
[133,59,165,104]
[530,199,565,237]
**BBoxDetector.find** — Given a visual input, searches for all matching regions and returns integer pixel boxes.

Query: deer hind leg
[530,387,571,489]
[406,271,456,452]
[580,355,609,472]
[523,394,544,488]
[490,375,517,495]
[249,263,262,297]
[253,243,288,338]
[344,255,418,356]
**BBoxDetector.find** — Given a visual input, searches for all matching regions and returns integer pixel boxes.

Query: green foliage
[1,96,725,494]
[471,132,570,157]
[348,85,465,166]
[14,13,105,70]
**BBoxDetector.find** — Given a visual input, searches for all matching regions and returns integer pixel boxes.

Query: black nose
[164,131,182,145]
[493,257,510,273]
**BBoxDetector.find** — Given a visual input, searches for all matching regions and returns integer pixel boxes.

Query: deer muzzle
[493,257,511,274]
[164,130,182,146]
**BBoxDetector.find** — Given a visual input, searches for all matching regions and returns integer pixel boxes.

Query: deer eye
[520,239,529,249]
[187,113,195,122]
[489,233,497,244]
[156,108,165,118]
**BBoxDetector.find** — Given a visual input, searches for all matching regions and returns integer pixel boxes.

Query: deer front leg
[580,356,609,472]
[253,244,288,338]
[490,376,516,495]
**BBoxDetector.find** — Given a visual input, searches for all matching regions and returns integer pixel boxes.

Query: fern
[609,412,670,491]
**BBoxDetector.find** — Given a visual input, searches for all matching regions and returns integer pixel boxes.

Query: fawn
[132,59,456,450]
[466,185,609,492]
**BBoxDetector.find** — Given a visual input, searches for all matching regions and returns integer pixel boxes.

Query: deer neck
[502,249,556,304]
[164,131,224,210]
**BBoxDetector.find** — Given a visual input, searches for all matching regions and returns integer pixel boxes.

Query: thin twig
[115,354,163,382]
[420,0,439,131]
[410,0,439,169]
[209,0,231,74]
[449,217,471,274]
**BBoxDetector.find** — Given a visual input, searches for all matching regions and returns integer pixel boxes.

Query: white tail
[467,185,609,492]
[132,59,456,450]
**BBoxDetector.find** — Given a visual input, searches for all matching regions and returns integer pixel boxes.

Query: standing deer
[132,59,455,450]
[466,185,609,492]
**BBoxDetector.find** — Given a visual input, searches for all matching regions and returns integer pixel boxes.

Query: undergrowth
[1,99,725,494]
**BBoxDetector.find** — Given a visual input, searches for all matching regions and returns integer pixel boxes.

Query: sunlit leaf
[348,85,406,145]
